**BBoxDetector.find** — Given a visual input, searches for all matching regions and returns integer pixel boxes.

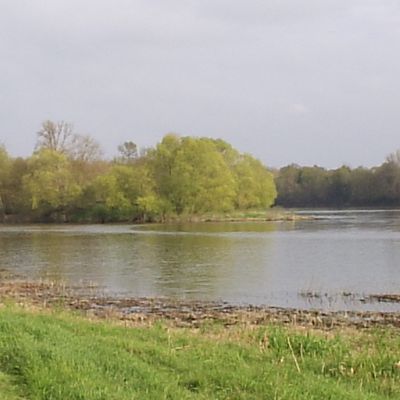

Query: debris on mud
[1,279,399,330]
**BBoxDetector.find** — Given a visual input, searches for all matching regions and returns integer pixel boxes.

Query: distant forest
[275,154,400,208]
[1,120,400,223]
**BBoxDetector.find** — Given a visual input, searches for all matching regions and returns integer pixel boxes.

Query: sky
[1,0,400,168]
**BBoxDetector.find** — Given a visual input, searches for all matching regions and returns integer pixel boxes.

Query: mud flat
[1,279,399,330]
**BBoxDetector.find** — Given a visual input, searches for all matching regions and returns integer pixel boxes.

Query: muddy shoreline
[1,279,399,329]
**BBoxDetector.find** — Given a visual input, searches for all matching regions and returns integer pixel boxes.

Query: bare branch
[69,134,103,162]
[36,120,74,153]
[386,150,400,165]
[36,120,103,162]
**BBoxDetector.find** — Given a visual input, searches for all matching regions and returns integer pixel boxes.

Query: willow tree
[234,154,277,209]
[171,137,237,213]
[23,149,81,220]
[148,133,180,209]
[149,135,236,214]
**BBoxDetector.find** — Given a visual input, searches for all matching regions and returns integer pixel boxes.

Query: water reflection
[1,212,400,311]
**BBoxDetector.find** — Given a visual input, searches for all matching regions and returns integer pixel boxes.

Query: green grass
[0,371,24,400]
[0,306,399,399]
[183,207,295,222]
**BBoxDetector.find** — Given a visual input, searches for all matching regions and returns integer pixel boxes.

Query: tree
[211,138,240,167]
[296,166,329,206]
[36,120,74,153]
[350,167,376,206]
[150,135,237,214]
[174,137,237,213]
[36,120,103,162]
[5,126,281,221]
[88,172,132,222]
[136,195,171,222]
[149,134,278,214]
[117,141,138,164]
[327,166,352,206]
[112,164,148,203]
[69,134,103,162]
[275,164,302,206]
[374,162,400,205]
[234,154,277,209]
[148,133,181,212]
[0,145,11,217]
[23,149,81,220]
[386,149,400,165]
[2,157,30,216]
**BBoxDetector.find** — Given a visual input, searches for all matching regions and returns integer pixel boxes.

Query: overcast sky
[1,0,400,168]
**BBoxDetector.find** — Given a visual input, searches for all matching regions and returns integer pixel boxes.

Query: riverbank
[0,208,313,224]
[168,209,313,223]
[0,280,400,399]
[1,279,399,329]
[0,282,399,399]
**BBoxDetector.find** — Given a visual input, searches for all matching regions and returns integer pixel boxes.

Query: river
[1,210,400,311]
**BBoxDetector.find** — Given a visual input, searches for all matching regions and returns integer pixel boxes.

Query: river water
[1,210,400,311]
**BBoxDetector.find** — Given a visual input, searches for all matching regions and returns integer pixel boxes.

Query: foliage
[23,149,81,220]
[166,137,236,213]
[0,146,11,215]
[234,154,277,209]
[149,134,275,216]
[275,159,400,208]
[0,157,30,217]
[17,119,400,220]
[87,171,132,222]
[1,122,279,222]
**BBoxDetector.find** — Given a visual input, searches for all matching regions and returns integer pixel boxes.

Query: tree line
[275,156,400,208]
[2,120,400,222]
[0,121,277,222]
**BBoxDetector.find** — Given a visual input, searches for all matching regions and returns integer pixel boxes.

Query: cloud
[0,1,400,167]
[290,103,309,115]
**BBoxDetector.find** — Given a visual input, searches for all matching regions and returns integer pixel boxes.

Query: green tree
[349,167,376,206]
[275,164,302,206]
[23,149,81,221]
[3,157,30,216]
[327,166,352,206]
[150,136,237,214]
[84,162,158,222]
[148,133,181,211]
[374,162,400,205]
[297,166,329,206]
[87,173,132,222]
[0,145,11,218]
[234,154,277,209]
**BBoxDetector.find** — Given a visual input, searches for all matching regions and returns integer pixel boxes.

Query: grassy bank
[0,305,399,399]
[156,208,310,224]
